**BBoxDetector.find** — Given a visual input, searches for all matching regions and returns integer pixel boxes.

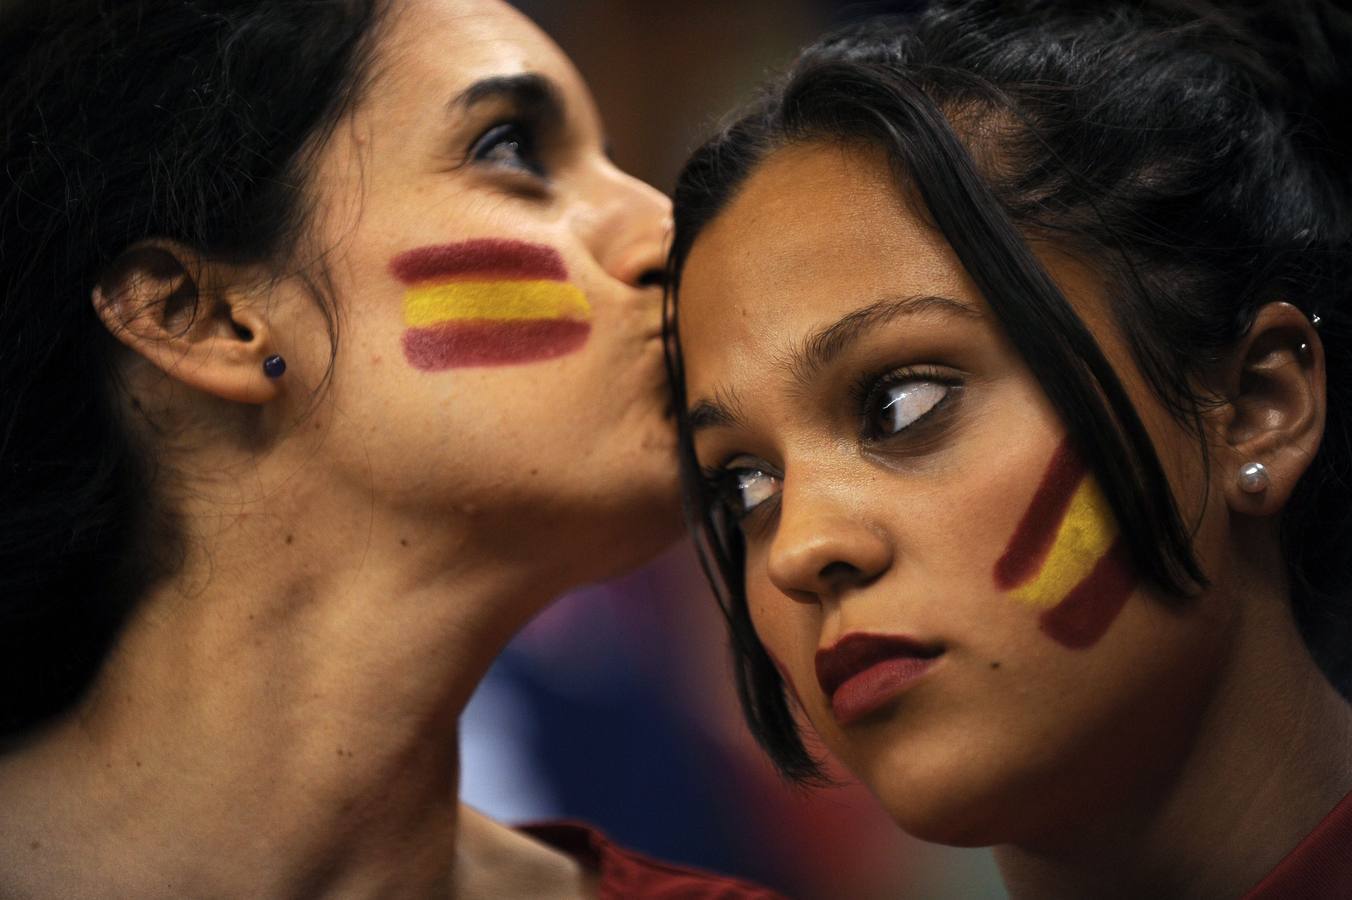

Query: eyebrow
[450,72,565,128]
[789,293,980,385]
[687,385,751,434]
[685,293,981,435]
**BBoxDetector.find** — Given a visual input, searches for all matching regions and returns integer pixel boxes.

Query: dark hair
[0,0,386,738]
[665,0,1352,781]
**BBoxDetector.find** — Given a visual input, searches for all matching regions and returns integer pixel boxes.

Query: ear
[92,242,281,404]
[1214,301,1325,516]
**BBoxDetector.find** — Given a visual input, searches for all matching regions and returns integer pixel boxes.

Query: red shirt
[1243,788,1352,899]
[521,822,789,899]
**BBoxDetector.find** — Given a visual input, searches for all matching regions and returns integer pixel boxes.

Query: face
[271,0,677,579]
[678,143,1237,846]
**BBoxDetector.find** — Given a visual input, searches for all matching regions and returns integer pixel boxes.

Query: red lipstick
[815,633,942,726]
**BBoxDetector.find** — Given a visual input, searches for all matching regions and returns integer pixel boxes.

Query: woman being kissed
[670,1,1352,897]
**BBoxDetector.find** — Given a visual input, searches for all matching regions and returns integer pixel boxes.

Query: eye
[469,122,544,177]
[732,466,781,515]
[704,458,782,521]
[863,372,956,438]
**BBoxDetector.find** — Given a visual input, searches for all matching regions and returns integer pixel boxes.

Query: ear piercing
[263,354,287,379]
[1238,461,1269,494]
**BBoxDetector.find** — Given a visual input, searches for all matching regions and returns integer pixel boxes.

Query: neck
[0,458,582,897]
[997,538,1352,900]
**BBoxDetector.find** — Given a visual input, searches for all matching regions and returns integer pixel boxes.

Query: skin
[0,1,675,897]
[678,141,1352,899]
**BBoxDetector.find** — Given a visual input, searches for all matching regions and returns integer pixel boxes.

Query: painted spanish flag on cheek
[390,238,591,370]
[993,439,1137,649]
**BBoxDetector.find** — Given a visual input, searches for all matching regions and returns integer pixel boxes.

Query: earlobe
[1217,302,1325,516]
[92,242,283,405]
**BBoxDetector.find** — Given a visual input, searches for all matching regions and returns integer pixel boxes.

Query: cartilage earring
[1238,461,1269,494]
[263,354,287,379]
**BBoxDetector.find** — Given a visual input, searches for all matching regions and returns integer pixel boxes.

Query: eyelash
[700,365,963,526]
[469,120,546,178]
[853,364,961,442]
[701,461,783,527]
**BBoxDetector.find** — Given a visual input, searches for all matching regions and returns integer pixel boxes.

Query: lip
[815,633,943,726]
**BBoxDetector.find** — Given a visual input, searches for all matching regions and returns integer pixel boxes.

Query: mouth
[815,633,944,726]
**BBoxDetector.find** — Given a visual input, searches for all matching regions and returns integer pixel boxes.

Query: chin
[871,779,1007,849]
[858,737,1050,850]
[516,465,680,588]
[597,443,683,557]
[885,798,1009,849]
[579,491,684,581]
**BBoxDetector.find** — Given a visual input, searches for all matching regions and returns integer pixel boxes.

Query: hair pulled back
[0,0,384,738]
[666,0,1352,781]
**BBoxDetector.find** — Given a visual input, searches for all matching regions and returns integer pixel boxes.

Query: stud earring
[262,354,287,379]
[1238,461,1269,494]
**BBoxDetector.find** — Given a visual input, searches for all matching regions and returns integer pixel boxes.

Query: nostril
[818,560,886,594]
[819,561,863,586]
[636,267,667,289]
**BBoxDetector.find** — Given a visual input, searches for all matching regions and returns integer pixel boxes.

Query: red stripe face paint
[1039,539,1135,649]
[994,440,1087,590]
[389,239,592,370]
[401,319,591,370]
[390,238,569,283]
[994,438,1137,649]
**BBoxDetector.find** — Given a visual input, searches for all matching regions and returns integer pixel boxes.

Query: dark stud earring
[263,354,287,379]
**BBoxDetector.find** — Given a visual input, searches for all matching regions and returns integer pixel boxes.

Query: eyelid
[464,120,543,175]
[721,452,777,472]
[699,455,783,523]
[853,362,950,403]
[857,364,963,441]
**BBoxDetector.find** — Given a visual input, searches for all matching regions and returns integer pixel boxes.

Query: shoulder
[1243,787,1352,899]
[520,821,789,900]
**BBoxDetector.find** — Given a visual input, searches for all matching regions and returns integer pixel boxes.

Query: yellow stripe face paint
[389,239,592,370]
[403,280,590,326]
[993,439,1137,649]
[1009,477,1118,608]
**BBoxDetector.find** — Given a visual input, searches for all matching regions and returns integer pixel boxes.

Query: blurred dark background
[461,3,1007,898]
[521,0,924,195]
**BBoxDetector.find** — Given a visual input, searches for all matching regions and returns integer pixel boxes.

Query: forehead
[678,143,977,387]
[367,0,600,130]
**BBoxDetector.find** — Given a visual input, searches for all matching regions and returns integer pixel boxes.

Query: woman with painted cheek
[667,1,1352,897]
[0,1,786,897]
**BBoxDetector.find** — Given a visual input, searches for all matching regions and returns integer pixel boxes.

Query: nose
[585,165,672,289]
[766,478,893,603]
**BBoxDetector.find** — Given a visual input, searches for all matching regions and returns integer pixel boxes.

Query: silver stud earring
[1238,461,1270,494]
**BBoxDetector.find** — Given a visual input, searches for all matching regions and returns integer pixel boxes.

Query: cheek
[992,439,1136,650]
[746,575,816,703]
[763,645,806,709]
[390,239,593,371]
